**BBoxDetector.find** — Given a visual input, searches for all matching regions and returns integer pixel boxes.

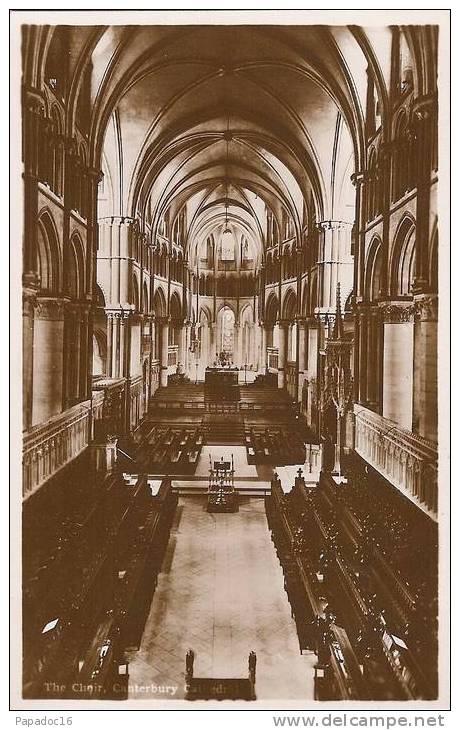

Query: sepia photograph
[10,8,450,712]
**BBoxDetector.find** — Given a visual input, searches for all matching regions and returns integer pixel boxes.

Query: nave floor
[194,445,258,477]
[126,496,316,703]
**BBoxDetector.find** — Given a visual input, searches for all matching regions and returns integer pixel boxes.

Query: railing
[267,346,279,371]
[167,344,179,367]
[91,389,105,424]
[354,405,438,516]
[23,401,91,499]
[92,377,126,442]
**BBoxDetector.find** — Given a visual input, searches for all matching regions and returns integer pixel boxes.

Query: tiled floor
[126,497,316,702]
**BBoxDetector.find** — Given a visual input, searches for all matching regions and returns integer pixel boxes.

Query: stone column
[316,221,354,310]
[366,311,377,409]
[259,321,267,372]
[297,317,307,403]
[160,316,170,387]
[413,99,436,294]
[277,319,288,389]
[79,304,90,400]
[22,96,42,288]
[121,312,132,432]
[99,216,137,307]
[23,288,37,429]
[235,321,242,366]
[351,172,367,300]
[210,322,217,360]
[178,320,187,371]
[184,321,192,377]
[381,303,414,430]
[358,309,368,405]
[63,302,80,409]
[32,298,66,426]
[375,309,384,413]
[107,312,117,377]
[412,295,437,442]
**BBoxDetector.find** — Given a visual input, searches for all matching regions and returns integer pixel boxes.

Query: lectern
[207,454,238,512]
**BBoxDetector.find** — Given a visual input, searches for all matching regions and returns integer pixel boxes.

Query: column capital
[23,287,38,317]
[105,307,134,320]
[316,220,353,232]
[304,316,318,328]
[154,315,171,325]
[378,300,414,324]
[413,294,438,322]
[23,271,40,290]
[351,171,367,187]
[87,166,103,182]
[98,215,139,230]
[35,296,67,321]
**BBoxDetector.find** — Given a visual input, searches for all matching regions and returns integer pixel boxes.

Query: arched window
[221,229,235,261]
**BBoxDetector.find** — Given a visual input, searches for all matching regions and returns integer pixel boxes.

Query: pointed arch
[282,287,297,320]
[131,272,140,312]
[240,302,254,325]
[199,303,212,324]
[390,214,416,296]
[310,270,318,314]
[365,235,383,302]
[37,208,61,293]
[429,222,438,294]
[169,289,182,320]
[153,285,167,318]
[142,280,149,313]
[68,231,85,299]
[265,292,279,325]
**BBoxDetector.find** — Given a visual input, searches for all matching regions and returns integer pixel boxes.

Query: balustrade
[22,401,91,498]
[354,405,437,515]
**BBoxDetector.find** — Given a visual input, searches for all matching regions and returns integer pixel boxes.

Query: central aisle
[127,497,315,702]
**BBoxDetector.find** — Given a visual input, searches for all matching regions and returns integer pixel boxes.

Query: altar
[204,366,239,401]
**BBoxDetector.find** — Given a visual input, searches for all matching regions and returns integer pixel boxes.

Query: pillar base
[160,367,168,388]
[277,369,284,389]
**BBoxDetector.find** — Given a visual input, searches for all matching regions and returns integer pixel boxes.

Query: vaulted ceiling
[30,23,431,261]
